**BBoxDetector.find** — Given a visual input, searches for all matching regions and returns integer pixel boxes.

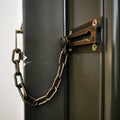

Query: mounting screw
[69,30,72,35]
[69,48,72,52]
[92,19,97,26]
[92,44,97,51]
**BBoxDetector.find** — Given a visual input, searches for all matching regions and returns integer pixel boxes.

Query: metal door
[23,0,120,120]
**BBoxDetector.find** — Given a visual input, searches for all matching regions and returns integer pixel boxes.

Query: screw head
[69,30,72,35]
[92,19,97,26]
[92,44,97,51]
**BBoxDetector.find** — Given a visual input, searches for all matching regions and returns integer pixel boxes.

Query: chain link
[12,26,68,107]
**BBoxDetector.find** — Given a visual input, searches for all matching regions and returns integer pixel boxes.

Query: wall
[0,0,23,120]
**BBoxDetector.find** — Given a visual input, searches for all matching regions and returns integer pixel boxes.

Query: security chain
[12,25,68,107]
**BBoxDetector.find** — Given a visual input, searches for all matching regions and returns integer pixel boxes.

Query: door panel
[67,0,103,120]
[69,53,101,120]
[23,0,66,120]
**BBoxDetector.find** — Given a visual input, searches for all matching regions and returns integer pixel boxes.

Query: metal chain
[12,26,68,107]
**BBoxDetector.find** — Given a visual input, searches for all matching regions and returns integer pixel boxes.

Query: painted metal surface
[23,0,120,120]
[104,0,120,120]
[23,0,66,120]
[67,0,103,120]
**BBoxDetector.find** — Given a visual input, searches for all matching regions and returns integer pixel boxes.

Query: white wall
[0,0,23,120]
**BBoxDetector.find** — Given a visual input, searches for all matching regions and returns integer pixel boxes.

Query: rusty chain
[12,26,68,107]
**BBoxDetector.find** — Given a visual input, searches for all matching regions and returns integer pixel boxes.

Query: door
[23,0,120,120]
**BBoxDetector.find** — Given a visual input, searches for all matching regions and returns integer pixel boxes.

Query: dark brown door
[23,0,120,120]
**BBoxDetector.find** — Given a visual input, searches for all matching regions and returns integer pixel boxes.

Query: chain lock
[12,25,68,107]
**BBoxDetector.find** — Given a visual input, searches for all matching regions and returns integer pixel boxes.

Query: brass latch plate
[68,17,103,52]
